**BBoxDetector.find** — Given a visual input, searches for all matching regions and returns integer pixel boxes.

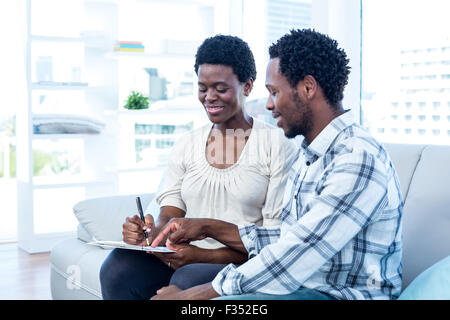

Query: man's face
[265,58,312,139]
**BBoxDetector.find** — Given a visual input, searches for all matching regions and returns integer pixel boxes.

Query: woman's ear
[243,78,254,97]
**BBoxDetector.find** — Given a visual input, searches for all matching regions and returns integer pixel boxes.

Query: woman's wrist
[194,246,213,263]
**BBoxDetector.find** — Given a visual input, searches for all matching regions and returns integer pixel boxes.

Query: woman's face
[197,64,252,125]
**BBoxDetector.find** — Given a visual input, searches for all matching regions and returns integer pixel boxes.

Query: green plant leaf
[124,90,149,110]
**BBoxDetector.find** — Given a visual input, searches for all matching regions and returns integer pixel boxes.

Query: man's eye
[266,87,276,96]
[199,88,207,93]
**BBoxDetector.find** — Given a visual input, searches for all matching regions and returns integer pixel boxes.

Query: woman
[99,35,297,300]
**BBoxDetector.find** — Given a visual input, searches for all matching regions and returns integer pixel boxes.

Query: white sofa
[50,143,450,299]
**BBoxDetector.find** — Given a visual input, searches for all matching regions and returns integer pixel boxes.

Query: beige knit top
[156,118,298,249]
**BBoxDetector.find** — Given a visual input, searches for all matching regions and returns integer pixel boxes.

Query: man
[151,29,403,300]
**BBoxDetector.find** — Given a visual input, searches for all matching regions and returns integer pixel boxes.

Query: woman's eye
[216,88,228,93]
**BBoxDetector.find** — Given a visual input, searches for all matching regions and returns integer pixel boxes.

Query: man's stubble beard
[285,91,313,139]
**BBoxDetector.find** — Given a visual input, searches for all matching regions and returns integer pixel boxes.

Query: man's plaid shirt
[212,111,404,300]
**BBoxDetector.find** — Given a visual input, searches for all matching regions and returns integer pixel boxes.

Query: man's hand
[151,243,202,270]
[151,285,183,299]
[152,217,247,255]
[151,283,220,300]
[122,214,154,246]
[151,218,208,249]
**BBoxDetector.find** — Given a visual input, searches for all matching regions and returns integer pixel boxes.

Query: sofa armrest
[73,193,156,242]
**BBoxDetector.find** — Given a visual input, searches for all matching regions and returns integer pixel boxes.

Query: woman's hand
[151,243,203,270]
[122,214,154,246]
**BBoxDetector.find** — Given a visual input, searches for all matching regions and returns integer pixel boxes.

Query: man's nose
[265,96,274,111]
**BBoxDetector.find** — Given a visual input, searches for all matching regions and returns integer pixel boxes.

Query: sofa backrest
[384,143,450,289]
[74,193,154,242]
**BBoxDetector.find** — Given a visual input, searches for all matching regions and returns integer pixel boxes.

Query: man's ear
[297,75,317,100]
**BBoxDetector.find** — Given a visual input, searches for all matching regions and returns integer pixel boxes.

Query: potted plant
[124,90,149,110]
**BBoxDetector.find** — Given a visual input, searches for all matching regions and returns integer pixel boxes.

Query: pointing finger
[151,220,179,247]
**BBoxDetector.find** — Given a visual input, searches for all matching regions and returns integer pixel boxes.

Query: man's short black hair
[269,29,350,106]
[195,34,256,83]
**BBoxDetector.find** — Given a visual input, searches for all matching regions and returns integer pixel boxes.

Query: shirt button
[306,161,311,166]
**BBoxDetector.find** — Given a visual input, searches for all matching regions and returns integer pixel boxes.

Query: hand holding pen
[122,197,154,246]
[136,196,152,246]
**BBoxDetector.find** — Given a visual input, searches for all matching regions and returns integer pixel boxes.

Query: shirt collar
[300,109,356,160]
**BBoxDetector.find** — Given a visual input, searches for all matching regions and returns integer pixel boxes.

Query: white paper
[87,240,175,253]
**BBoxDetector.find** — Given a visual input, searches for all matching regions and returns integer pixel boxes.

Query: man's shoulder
[326,124,392,170]
[333,124,387,156]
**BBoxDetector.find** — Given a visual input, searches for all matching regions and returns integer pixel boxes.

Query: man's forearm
[181,282,220,300]
[198,247,248,265]
[202,219,247,254]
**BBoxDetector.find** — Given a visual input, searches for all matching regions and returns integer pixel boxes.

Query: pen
[136,196,150,246]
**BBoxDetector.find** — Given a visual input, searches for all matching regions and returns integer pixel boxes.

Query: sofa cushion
[398,255,450,300]
[73,193,154,241]
[383,143,426,201]
[77,224,93,243]
[400,145,450,289]
[74,172,165,242]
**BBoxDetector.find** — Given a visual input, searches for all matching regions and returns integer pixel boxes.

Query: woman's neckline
[202,117,258,172]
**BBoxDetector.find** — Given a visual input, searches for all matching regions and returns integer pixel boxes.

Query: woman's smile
[205,105,225,115]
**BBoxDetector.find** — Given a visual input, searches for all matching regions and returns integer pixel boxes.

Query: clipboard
[87,240,175,253]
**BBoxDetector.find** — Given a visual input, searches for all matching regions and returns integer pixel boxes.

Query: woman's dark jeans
[99,248,227,300]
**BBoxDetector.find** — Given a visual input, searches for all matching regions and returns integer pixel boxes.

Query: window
[361,0,450,145]
[242,0,312,123]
